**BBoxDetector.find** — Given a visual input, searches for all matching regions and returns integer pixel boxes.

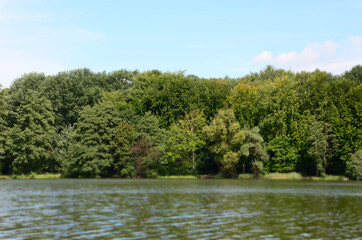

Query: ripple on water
[0,179,361,239]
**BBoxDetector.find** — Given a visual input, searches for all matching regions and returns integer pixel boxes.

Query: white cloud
[351,35,362,46]
[254,51,273,62]
[253,36,362,74]
[276,51,297,65]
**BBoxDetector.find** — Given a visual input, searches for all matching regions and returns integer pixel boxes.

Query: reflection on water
[0,179,361,239]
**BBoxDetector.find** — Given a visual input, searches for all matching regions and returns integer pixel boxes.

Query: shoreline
[0,173,351,181]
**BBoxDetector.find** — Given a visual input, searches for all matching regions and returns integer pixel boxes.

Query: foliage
[203,109,243,177]
[111,121,136,178]
[239,127,269,176]
[131,137,160,178]
[267,135,298,173]
[346,150,362,180]
[10,94,56,174]
[166,110,206,172]
[130,70,193,127]
[66,101,121,177]
[0,66,360,178]
[307,119,336,176]
[263,172,303,180]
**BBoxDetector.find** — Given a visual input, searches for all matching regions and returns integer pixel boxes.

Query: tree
[166,110,206,172]
[130,70,192,127]
[239,127,269,176]
[53,125,74,172]
[346,150,362,180]
[191,78,231,121]
[10,94,56,174]
[344,65,362,85]
[267,135,298,173]
[67,101,121,177]
[131,137,160,178]
[0,86,10,174]
[307,119,336,176]
[111,121,135,177]
[203,109,244,177]
[228,83,260,127]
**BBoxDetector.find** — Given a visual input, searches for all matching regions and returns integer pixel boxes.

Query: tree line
[0,66,361,179]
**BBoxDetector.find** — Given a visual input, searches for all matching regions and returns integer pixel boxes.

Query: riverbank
[0,173,61,179]
[0,172,349,181]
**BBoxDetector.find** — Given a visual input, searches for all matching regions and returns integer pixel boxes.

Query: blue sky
[0,0,361,87]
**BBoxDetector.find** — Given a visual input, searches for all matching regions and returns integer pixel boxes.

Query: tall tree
[66,100,120,177]
[130,70,192,127]
[239,127,269,176]
[111,121,135,177]
[167,110,206,172]
[307,119,336,176]
[267,135,298,173]
[10,94,56,174]
[0,86,10,174]
[203,109,244,177]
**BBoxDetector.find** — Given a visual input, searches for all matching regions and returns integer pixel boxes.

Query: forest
[0,66,361,179]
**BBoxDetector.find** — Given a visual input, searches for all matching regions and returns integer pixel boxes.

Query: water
[0,179,361,239]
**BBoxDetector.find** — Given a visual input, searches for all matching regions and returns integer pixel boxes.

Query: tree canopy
[0,66,360,178]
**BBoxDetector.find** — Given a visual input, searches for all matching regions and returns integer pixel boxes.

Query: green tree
[53,125,74,173]
[228,83,260,127]
[239,127,269,176]
[267,135,298,173]
[67,101,121,177]
[191,78,231,121]
[307,119,336,176]
[111,121,135,177]
[166,110,206,172]
[130,70,192,127]
[10,95,56,174]
[131,137,160,178]
[0,86,10,174]
[203,109,244,177]
[344,65,362,85]
[346,150,362,180]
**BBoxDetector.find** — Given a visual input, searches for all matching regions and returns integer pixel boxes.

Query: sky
[0,0,361,87]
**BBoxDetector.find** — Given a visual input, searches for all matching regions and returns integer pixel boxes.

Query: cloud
[254,36,362,74]
[276,51,297,65]
[254,51,273,62]
[351,35,362,46]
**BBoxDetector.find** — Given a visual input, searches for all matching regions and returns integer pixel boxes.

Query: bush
[238,173,254,179]
[263,172,303,180]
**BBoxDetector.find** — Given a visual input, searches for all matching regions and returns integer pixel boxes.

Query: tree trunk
[192,150,195,170]
[323,151,327,175]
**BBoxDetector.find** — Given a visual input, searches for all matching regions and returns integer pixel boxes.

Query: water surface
[0,179,361,239]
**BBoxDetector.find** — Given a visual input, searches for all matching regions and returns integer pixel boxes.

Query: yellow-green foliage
[263,172,303,180]
[157,175,198,179]
[238,173,254,179]
[311,175,345,181]
[8,173,61,179]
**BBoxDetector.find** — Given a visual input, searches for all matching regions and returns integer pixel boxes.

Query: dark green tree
[307,119,336,176]
[130,70,192,127]
[111,121,135,177]
[267,135,298,173]
[66,101,120,177]
[239,127,269,176]
[10,94,56,174]
[203,109,244,177]
[346,150,362,180]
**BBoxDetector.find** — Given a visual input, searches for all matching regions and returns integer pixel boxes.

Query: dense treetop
[0,65,361,179]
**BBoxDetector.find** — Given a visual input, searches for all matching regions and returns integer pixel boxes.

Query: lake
[0,179,361,239]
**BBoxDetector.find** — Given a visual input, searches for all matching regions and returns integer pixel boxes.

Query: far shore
[0,172,352,181]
